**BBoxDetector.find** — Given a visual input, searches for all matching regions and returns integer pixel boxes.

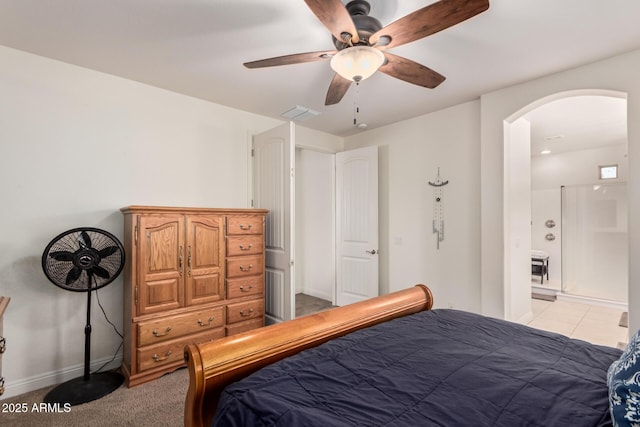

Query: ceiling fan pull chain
[353,82,360,126]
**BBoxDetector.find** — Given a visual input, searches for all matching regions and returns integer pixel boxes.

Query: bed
[184,285,633,427]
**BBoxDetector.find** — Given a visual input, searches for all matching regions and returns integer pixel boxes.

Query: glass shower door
[561,183,628,303]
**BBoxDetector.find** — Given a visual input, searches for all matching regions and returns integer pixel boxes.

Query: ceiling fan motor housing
[333,0,382,49]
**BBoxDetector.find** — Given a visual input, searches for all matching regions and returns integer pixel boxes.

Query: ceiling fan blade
[325,73,352,105]
[244,50,336,69]
[370,0,489,49]
[379,52,446,89]
[304,0,359,44]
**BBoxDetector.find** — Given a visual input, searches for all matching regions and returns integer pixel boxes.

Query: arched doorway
[502,89,628,323]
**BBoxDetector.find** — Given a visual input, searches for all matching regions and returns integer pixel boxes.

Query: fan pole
[84,287,92,381]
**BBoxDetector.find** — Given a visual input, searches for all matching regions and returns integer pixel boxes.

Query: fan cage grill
[42,228,125,292]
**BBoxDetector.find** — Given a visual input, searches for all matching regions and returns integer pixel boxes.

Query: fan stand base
[43,371,124,406]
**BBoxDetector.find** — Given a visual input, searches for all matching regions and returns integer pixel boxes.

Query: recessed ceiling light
[541,149,551,155]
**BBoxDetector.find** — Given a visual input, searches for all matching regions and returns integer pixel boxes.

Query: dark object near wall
[41,227,125,405]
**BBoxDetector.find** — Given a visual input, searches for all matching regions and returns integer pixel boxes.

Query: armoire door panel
[140,277,182,314]
[187,273,224,305]
[138,215,185,315]
[142,217,182,274]
[185,215,224,306]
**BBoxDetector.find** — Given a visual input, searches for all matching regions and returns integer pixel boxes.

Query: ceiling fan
[244,0,490,105]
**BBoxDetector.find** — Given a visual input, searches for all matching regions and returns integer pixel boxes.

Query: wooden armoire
[120,206,268,387]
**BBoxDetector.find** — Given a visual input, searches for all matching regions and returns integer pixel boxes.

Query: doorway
[252,124,380,322]
[504,90,629,322]
[295,147,335,314]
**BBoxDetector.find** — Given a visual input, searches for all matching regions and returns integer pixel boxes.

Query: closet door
[336,146,379,306]
[184,215,225,306]
[252,122,295,323]
[137,215,184,315]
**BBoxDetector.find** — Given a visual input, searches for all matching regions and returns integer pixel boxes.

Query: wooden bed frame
[183,284,434,427]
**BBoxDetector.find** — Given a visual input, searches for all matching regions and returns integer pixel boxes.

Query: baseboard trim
[556,293,628,311]
[2,355,122,399]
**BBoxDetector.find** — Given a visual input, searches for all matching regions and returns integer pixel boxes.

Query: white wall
[345,101,481,312]
[481,48,640,333]
[532,144,628,190]
[505,118,532,322]
[0,45,345,397]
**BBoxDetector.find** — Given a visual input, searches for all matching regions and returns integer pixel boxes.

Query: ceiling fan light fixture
[330,46,384,82]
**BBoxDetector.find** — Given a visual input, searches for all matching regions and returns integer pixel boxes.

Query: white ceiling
[527,96,628,157]
[0,0,638,138]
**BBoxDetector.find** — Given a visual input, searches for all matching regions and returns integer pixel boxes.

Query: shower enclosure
[561,183,628,303]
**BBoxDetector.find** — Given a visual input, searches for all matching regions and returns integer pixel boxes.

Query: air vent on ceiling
[281,105,320,122]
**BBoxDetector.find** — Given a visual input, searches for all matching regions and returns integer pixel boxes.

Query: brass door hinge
[134,286,138,307]
[134,225,138,245]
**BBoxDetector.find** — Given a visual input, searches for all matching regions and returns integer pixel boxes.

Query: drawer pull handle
[239,224,252,231]
[0,337,5,354]
[239,284,254,292]
[152,350,172,362]
[239,264,254,272]
[152,326,172,337]
[240,308,254,317]
[239,244,253,251]
[198,316,214,327]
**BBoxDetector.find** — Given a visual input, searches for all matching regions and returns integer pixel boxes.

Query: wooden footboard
[183,285,433,427]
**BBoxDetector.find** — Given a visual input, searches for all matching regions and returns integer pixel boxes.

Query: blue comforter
[213,309,621,426]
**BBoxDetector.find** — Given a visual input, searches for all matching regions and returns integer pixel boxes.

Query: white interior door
[252,123,295,323]
[336,146,379,306]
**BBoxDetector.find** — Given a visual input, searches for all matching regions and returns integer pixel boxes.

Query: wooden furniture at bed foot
[120,206,267,387]
[0,296,9,396]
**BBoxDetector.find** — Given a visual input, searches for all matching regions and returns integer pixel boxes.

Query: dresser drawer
[226,256,264,279]
[137,328,224,372]
[137,306,225,346]
[226,318,264,336]
[227,215,264,235]
[227,275,264,299]
[226,235,263,257]
[227,299,264,324]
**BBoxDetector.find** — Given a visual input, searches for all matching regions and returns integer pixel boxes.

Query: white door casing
[252,123,295,323]
[336,146,379,306]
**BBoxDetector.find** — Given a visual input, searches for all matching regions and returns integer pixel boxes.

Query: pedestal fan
[41,227,125,406]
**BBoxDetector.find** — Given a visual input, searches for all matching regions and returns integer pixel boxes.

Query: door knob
[365,249,377,255]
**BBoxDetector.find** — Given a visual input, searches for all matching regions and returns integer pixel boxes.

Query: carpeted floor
[0,368,188,426]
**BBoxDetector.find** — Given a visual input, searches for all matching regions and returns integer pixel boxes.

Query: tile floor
[526,297,629,349]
